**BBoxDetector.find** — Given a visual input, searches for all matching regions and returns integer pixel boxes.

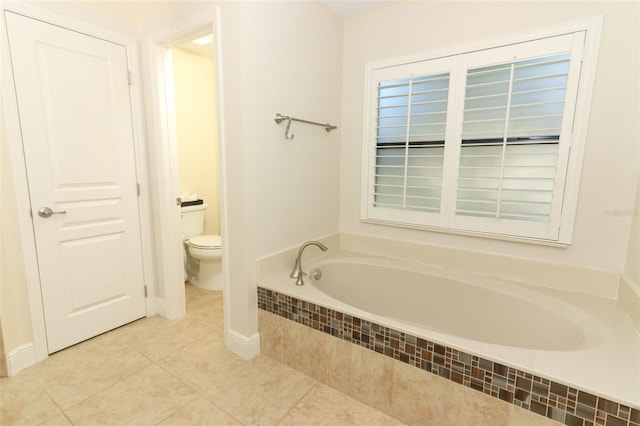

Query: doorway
[170,35,222,297]
[144,12,231,338]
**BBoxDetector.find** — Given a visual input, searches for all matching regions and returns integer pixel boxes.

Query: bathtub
[308,255,601,351]
[258,250,640,412]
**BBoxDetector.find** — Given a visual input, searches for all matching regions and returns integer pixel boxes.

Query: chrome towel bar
[274,113,337,140]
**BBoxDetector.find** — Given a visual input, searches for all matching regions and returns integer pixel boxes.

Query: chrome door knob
[38,207,67,218]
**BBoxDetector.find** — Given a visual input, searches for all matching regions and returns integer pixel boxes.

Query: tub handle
[312,269,322,281]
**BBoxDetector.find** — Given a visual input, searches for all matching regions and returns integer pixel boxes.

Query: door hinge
[128,70,132,86]
[144,285,148,297]
[137,182,141,196]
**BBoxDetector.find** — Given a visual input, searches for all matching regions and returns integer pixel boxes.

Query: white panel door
[5,11,146,353]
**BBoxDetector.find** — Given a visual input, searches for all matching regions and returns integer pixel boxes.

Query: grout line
[153,392,200,426]
[43,387,74,424]
[52,377,124,418]
[206,397,246,426]
[2,293,233,425]
[275,380,320,425]
[155,295,243,424]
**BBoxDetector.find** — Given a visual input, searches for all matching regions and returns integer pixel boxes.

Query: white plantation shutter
[363,28,592,242]
[374,73,449,213]
[451,33,585,239]
[366,57,454,227]
[456,53,570,222]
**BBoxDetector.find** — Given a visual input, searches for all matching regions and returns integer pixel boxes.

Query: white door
[5,12,146,353]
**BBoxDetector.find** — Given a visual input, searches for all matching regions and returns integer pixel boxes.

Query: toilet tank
[181,203,208,238]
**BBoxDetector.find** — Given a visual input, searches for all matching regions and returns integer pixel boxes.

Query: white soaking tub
[259,250,640,409]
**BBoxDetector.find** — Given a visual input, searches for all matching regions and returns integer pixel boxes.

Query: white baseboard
[226,329,260,360]
[8,343,36,376]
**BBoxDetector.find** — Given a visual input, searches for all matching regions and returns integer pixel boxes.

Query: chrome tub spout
[290,241,328,286]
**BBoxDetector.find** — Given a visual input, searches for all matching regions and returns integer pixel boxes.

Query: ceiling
[175,37,215,58]
[322,0,400,18]
[174,1,400,58]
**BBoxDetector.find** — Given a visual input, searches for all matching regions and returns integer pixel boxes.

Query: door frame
[1,2,156,363]
[142,7,231,338]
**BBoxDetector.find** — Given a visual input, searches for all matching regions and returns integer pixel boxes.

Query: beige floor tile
[0,377,66,426]
[122,313,221,362]
[2,290,402,425]
[30,338,152,410]
[65,364,197,425]
[279,383,406,426]
[159,334,246,393]
[158,396,241,425]
[185,285,222,312]
[181,302,225,332]
[36,412,73,425]
[94,315,177,349]
[202,354,316,425]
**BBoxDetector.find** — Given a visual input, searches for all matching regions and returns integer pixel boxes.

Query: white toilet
[181,203,223,291]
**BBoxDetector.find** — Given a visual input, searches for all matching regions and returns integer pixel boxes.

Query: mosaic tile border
[257,287,640,426]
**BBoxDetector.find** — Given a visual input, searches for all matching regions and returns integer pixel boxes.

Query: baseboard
[226,329,261,360]
[7,343,36,376]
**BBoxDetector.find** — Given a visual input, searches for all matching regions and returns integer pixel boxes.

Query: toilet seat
[189,235,222,250]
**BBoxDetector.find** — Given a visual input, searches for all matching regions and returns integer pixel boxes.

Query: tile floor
[0,285,406,425]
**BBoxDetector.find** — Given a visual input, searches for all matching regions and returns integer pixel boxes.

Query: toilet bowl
[188,234,223,291]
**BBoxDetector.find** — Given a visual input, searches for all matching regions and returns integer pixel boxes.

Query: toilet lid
[189,235,222,249]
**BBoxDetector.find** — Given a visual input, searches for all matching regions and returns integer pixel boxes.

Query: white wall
[0,119,33,355]
[625,175,640,285]
[340,1,639,274]
[220,0,342,337]
[242,1,342,256]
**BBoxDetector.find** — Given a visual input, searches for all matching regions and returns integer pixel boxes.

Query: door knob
[38,207,67,218]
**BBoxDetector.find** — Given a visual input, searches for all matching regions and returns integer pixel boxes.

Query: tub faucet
[290,241,328,286]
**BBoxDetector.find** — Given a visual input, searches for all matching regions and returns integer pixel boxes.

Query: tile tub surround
[257,288,640,426]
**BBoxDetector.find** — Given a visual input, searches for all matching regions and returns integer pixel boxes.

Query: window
[373,57,453,220]
[362,21,601,243]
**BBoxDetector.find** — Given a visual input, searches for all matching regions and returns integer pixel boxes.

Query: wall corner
[618,273,640,333]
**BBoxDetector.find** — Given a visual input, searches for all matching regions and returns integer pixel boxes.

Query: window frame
[360,16,603,245]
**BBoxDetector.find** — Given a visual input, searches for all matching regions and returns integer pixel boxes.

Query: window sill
[360,217,571,248]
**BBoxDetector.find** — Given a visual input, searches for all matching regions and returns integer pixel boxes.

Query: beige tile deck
[0,285,405,425]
